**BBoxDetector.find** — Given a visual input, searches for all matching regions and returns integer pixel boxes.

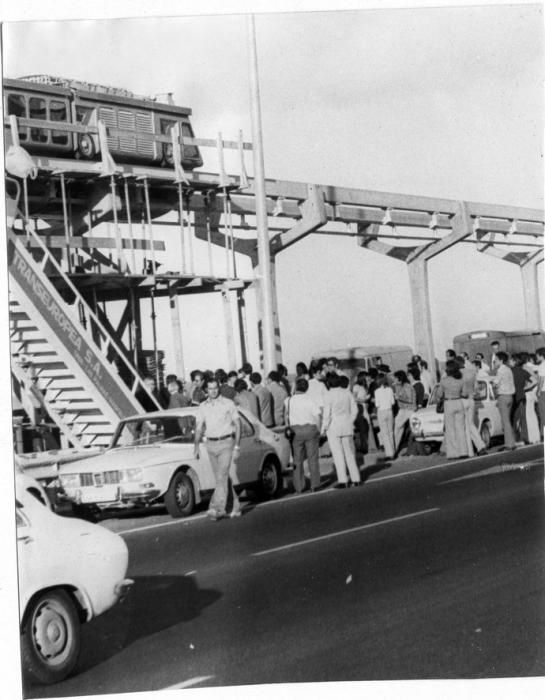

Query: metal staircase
[8,223,160,449]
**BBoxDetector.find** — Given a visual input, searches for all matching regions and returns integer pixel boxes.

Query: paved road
[27,445,544,697]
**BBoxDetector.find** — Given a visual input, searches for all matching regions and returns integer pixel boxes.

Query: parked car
[16,473,132,684]
[409,378,504,453]
[56,406,291,518]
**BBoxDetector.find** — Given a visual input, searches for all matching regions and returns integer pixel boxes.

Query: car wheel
[165,471,195,518]
[422,442,433,456]
[480,420,491,449]
[258,456,281,500]
[76,133,96,160]
[21,589,80,685]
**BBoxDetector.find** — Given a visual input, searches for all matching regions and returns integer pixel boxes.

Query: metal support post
[169,284,186,379]
[177,183,187,275]
[59,173,72,273]
[236,288,249,366]
[150,289,159,387]
[248,13,276,374]
[142,177,156,275]
[221,286,237,371]
[123,177,136,273]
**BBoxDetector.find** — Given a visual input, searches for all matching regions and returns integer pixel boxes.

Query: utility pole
[247,13,276,374]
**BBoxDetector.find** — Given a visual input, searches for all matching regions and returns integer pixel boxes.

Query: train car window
[7,93,28,141]
[29,97,48,143]
[181,121,199,159]
[76,106,94,124]
[49,100,69,145]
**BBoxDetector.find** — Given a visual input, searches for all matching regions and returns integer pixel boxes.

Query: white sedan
[409,378,504,452]
[16,473,132,685]
[57,406,291,518]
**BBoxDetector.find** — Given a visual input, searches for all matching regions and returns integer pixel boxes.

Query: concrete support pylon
[407,257,435,370]
[404,201,474,372]
[520,253,543,328]
[252,254,283,369]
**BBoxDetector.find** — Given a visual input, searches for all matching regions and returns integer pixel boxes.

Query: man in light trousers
[460,357,487,456]
[194,378,242,520]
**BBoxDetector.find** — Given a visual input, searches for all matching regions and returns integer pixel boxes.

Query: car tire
[165,471,195,518]
[480,420,492,449]
[258,456,281,500]
[422,442,433,456]
[21,589,81,685]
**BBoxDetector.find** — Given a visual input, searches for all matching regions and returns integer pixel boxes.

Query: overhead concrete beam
[269,184,327,254]
[356,223,418,262]
[406,201,473,263]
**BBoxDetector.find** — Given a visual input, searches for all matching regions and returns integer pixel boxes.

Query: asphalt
[25,444,545,698]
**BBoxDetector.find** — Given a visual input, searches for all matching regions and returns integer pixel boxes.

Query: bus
[453,329,545,362]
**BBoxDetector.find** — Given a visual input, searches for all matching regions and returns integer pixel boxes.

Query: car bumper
[61,485,162,508]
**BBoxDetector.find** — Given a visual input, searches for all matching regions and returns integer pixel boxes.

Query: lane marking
[441,457,544,484]
[162,675,214,690]
[251,507,440,557]
[115,446,542,536]
[118,513,208,535]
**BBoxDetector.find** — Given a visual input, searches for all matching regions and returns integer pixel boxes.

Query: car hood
[412,407,444,422]
[58,444,194,473]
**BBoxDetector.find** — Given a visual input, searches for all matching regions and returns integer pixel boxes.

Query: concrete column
[269,254,283,365]
[407,257,436,370]
[521,260,542,328]
[252,255,283,369]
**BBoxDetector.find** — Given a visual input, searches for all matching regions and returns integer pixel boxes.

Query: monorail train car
[3,74,203,169]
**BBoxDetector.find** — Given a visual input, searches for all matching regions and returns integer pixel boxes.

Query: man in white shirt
[322,374,360,487]
[306,366,329,413]
[491,351,516,450]
[194,379,242,519]
[374,374,396,459]
[284,378,322,493]
[267,370,288,427]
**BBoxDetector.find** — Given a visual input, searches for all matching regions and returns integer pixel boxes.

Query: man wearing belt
[194,378,242,520]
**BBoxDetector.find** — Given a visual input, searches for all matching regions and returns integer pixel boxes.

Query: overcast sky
[2,2,543,375]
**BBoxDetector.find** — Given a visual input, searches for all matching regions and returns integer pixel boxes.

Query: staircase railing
[8,221,161,414]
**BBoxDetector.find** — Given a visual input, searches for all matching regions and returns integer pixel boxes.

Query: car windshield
[112,415,196,448]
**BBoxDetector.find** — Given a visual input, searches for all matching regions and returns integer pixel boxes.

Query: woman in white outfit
[322,374,360,488]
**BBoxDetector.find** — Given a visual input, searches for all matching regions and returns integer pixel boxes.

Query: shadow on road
[75,574,221,674]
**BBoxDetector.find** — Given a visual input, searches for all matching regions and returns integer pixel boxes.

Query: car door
[232,411,267,486]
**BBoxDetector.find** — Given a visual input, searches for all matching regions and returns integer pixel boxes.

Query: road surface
[26,445,544,697]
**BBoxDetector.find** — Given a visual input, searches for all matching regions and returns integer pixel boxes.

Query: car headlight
[410,417,421,431]
[59,473,80,489]
[119,467,144,482]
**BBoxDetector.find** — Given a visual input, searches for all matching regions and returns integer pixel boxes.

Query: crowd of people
[136,345,545,517]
